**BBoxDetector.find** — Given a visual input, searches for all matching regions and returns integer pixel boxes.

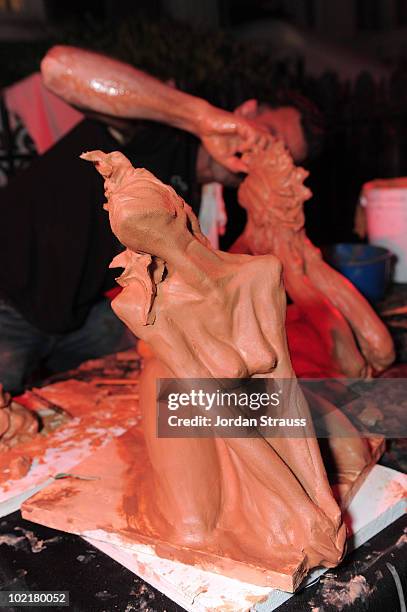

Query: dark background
[2,0,407,245]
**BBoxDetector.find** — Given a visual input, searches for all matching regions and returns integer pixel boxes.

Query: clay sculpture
[78,149,348,589]
[41,45,270,174]
[232,143,394,377]
[40,45,394,379]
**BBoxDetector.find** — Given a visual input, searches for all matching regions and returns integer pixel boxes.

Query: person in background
[0,46,323,393]
[219,92,325,249]
[0,47,271,394]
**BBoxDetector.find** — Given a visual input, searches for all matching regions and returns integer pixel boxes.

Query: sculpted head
[81,150,209,258]
[82,150,211,328]
[238,142,311,227]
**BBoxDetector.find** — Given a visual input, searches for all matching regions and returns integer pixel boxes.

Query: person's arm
[41,45,270,172]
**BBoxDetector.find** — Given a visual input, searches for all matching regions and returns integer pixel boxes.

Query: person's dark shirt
[0,119,200,333]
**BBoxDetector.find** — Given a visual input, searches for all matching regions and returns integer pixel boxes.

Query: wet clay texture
[232,143,395,378]
[0,352,140,503]
[40,45,270,175]
[0,385,38,451]
[24,150,352,591]
[0,385,39,480]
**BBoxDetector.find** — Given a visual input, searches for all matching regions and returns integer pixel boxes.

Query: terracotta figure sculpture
[231,143,394,377]
[41,45,270,174]
[41,45,394,379]
[80,149,348,588]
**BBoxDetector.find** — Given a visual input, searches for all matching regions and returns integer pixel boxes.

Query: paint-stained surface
[0,512,405,611]
[0,511,180,612]
[0,350,141,513]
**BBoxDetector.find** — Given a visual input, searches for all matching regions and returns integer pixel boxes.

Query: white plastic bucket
[362,178,407,282]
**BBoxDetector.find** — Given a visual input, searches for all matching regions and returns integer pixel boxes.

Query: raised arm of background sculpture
[81,149,347,591]
[41,45,270,173]
[232,141,394,377]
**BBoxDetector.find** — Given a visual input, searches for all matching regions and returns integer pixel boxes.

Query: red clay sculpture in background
[232,142,394,377]
[41,45,394,379]
[41,45,271,175]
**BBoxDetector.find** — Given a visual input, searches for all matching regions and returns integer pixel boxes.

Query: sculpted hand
[198,105,272,173]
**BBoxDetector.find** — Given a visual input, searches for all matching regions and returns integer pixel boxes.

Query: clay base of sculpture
[22,427,306,591]
[22,414,382,592]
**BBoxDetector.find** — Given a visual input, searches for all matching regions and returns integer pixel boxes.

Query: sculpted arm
[42,46,270,172]
[303,252,395,372]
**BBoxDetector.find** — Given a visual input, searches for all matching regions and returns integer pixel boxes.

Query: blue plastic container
[324,244,392,302]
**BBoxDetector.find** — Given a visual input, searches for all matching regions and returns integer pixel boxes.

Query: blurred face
[198,102,308,188]
[254,105,307,163]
